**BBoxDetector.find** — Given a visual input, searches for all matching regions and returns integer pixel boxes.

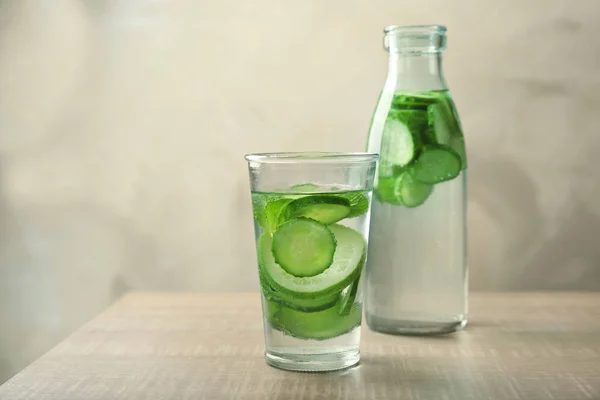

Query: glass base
[366,313,467,336]
[265,349,360,372]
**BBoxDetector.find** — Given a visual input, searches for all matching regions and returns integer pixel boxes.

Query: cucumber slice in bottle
[391,93,438,110]
[379,108,428,177]
[272,218,337,277]
[259,224,365,298]
[450,135,468,170]
[427,103,467,169]
[412,144,462,184]
[396,172,434,208]
[428,103,451,145]
[380,119,416,167]
[281,195,351,225]
[375,176,403,205]
[270,299,362,340]
[389,108,429,131]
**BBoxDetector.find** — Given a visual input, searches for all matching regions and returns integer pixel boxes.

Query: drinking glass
[245,152,377,371]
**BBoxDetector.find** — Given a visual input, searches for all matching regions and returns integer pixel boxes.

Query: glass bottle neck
[387,52,447,91]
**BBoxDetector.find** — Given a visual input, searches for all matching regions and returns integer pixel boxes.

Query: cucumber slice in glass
[412,144,462,184]
[289,183,320,193]
[268,299,362,340]
[396,172,434,208]
[338,260,364,316]
[264,298,283,331]
[259,272,338,312]
[258,224,365,298]
[281,195,351,225]
[272,218,337,277]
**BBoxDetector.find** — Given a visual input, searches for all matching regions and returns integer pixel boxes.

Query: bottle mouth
[383,24,447,54]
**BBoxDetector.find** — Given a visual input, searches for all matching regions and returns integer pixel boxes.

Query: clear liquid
[365,173,467,334]
[251,187,372,370]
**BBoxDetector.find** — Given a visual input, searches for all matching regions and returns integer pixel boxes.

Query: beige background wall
[1,0,599,384]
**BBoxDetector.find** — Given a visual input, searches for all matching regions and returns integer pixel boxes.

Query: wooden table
[1,293,599,399]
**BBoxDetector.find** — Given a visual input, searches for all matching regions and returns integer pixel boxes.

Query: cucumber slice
[375,176,403,205]
[389,108,429,129]
[391,93,438,110]
[376,173,433,207]
[260,272,338,312]
[272,218,337,277]
[258,224,365,298]
[396,172,434,208]
[338,259,364,316]
[412,144,462,184]
[428,104,451,145]
[379,108,428,176]
[263,296,281,327]
[380,119,416,168]
[425,97,467,170]
[450,135,468,170]
[290,183,320,193]
[427,102,467,169]
[268,299,362,340]
[281,196,351,225]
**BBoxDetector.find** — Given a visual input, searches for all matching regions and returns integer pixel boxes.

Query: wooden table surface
[1,292,600,400]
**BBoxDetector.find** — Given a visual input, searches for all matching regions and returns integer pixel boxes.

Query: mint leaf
[338,193,369,218]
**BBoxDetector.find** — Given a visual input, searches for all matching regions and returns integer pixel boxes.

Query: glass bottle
[365,25,467,335]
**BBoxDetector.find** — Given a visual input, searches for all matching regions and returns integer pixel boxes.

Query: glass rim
[244,152,379,164]
[384,24,447,35]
